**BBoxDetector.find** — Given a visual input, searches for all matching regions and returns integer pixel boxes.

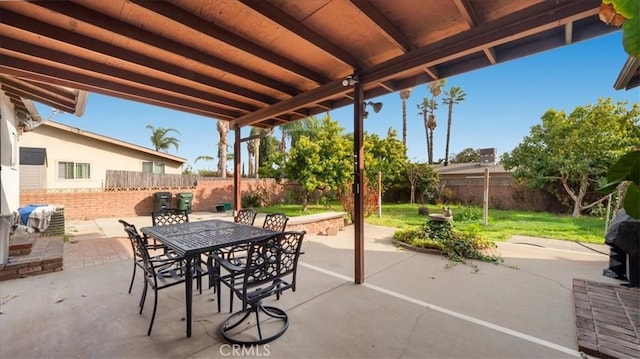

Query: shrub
[454,205,482,221]
[394,218,502,270]
[241,193,262,208]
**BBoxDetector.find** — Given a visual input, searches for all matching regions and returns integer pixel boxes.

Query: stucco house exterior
[18,120,187,190]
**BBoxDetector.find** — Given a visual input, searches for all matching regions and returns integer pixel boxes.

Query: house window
[142,161,165,174]
[58,161,91,180]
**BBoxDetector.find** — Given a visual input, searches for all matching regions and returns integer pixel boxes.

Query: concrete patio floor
[0,212,622,358]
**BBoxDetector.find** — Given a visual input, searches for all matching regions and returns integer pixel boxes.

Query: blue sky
[38,31,639,170]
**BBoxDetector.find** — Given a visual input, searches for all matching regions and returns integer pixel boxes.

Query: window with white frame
[58,161,91,180]
[142,161,165,174]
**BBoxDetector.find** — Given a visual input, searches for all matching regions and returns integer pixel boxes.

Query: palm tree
[442,86,466,166]
[417,99,431,163]
[399,88,413,150]
[427,79,446,164]
[216,120,229,177]
[146,125,180,153]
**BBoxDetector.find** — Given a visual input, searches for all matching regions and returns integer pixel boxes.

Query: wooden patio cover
[0,0,617,283]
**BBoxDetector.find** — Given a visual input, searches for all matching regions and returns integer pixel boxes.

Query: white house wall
[0,91,20,263]
[0,92,20,215]
[19,125,183,189]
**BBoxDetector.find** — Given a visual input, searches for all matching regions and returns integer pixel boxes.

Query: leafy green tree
[285,115,351,211]
[451,148,480,163]
[406,162,439,204]
[501,98,640,217]
[146,125,180,153]
[442,86,466,166]
[364,128,408,192]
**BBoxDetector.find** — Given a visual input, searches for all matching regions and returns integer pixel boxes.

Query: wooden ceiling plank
[0,9,277,105]
[240,0,365,69]
[0,57,240,121]
[129,0,329,85]
[30,1,300,96]
[349,0,415,52]
[232,0,602,127]
[1,37,256,113]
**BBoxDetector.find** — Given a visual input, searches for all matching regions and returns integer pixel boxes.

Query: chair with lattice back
[214,230,306,345]
[152,208,189,226]
[262,213,289,232]
[235,208,257,226]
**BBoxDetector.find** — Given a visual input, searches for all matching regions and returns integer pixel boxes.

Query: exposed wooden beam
[231,0,601,127]
[1,84,76,113]
[1,37,257,113]
[1,75,76,104]
[240,0,366,69]
[483,48,497,64]
[349,0,416,52]
[378,81,395,92]
[0,9,277,106]
[0,76,77,112]
[424,67,439,81]
[30,1,300,96]
[454,0,480,27]
[565,21,574,44]
[129,0,330,85]
[454,1,498,66]
[0,58,238,121]
[19,78,77,102]
[359,1,600,84]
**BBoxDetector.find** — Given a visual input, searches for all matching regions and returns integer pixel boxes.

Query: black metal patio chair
[235,208,257,226]
[118,219,177,294]
[262,213,289,232]
[211,231,305,345]
[122,225,207,336]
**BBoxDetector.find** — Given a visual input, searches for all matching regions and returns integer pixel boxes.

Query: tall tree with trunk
[216,120,229,177]
[501,98,640,217]
[417,79,446,164]
[417,99,431,163]
[442,85,466,166]
[146,125,180,153]
[399,88,412,150]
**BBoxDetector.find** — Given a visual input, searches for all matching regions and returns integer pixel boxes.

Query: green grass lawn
[260,202,607,244]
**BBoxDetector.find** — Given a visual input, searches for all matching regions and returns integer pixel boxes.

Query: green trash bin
[177,193,193,214]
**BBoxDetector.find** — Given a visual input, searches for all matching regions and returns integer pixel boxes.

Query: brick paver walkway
[63,236,132,270]
[574,279,640,359]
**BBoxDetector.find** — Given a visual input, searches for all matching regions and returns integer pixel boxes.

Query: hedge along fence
[20,178,291,220]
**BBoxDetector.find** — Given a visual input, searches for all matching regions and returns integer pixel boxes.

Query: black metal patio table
[140,219,277,337]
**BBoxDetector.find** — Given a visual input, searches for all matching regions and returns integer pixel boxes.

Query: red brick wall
[20,178,289,220]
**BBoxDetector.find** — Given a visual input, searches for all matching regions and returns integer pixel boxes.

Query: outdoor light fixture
[363,101,383,119]
[342,75,358,87]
